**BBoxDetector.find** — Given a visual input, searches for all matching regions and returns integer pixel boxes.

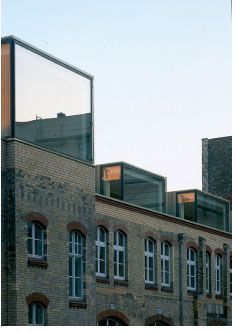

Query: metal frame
[1,35,94,164]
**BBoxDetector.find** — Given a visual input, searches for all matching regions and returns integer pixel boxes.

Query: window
[145,238,155,284]
[230,257,232,296]
[206,252,211,293]
[114,231,126,280]
[215,255,222,295]
[28,222,46,258]
[28,302,45,326]
[69,231,85,299]
[97,317,123,326]
[96,226,107,277]
[161,242,171,287]
[187,248,197,291]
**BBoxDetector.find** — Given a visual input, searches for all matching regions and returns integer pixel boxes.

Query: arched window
[69,231,85,299]
[96,226,107,277]
[145,238,155,284]
[206,252,211,293]
[161,241,171,287]
[97,317,124,326]
[28,222,46,258]
[187,248,197,291]
[215,254,222,295]
[28,302,45,326]
[114,230,126,280]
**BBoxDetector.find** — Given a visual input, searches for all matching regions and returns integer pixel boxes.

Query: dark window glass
[100,165,122,200]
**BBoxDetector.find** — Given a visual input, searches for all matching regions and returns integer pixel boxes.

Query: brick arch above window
[96,220,110,231]
[186,241,199,251]
[113,224,128,235]
[206,245,212,254]
[160,235,174,246]
[97,310,129,326]
[214,248,224,256]
[25,212,48,228]
[26,293,49,307]
[144,231,158,242]
[145,314,174,326]
[67,221,87,236]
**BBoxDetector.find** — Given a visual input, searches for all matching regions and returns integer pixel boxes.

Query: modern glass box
[176,190,230,232]
[96,162,166,212]
[1,36,94,163]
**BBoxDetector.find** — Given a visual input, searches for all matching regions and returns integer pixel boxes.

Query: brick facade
[1,138,232,326]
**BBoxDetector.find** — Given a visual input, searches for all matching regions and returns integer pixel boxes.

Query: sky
[1,0,232,191]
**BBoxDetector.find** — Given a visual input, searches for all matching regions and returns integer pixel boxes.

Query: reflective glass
[36,304,44,325]
[149,239,154,253]
[100,246,105,261]
[35,239,43,256]
[123,164,166,212]
[99,228,105,243]
[119,263,124,277]
[28,238,32,255]
[1,43,12,137]
[100,165,122,199]
[177,192,195,221]
[197,192,229,231]
[28,303,33,325]
[15,44,93,163]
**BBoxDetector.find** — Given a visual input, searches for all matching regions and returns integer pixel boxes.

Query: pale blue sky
[1,0,232,191]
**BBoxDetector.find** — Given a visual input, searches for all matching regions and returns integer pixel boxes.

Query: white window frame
[206,252,210,293]
[215,254,222,295]
[29,302,45,326]
[161,241,171,287]
[187,248,197,291]
[28,222,45,258]
[114,231,126,280]
[69,231,84,299]
[145,238,155,284]
[96,226,107,277]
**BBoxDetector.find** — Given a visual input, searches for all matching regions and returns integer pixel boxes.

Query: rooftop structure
[96,162,167,213]
[1,35,94,163]
[167,189,230,232]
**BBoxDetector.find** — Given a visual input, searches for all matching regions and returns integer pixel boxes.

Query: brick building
[1,36,232,326]
[202,136,232,204]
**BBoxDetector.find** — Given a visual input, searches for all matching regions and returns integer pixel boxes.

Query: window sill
[69,299,87,309]
[28,256,48,269]
[145,283,158,291]
[114,279,129,287]
[161,286,173,293]
[96,276,110,285]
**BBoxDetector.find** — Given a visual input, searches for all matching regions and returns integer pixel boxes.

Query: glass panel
[69,277,73,297]
[197,192,229,231]
[28,303,33,325]
[119,263,124,277]
[100,259,105,274]
[149,256,154,269]
[165,243,169,256]
[100,246,105,261]
[177,192,195,221]
[36,303,44,325]
[149,268,154,281]
[1,43,12,138]
[75,257,81,278]
[28,238,32,255]
[165,260,170,273]
[98,319,107,326]
[190,264,195,277]
[35,224,42,240]
[191,276,195,289]
[28,223,33,237]
[165,272,169,284]
[123,164,166,212]
[118,232,124,247]
[69,257,72,277]
[190,250,195,262]
[161,243,163,255]
[35,239,43,256]
[149,239,154,253]
[101,165,122,199]
[99,228,105,243]
[119,250,124,264]
[15,44,92,163]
